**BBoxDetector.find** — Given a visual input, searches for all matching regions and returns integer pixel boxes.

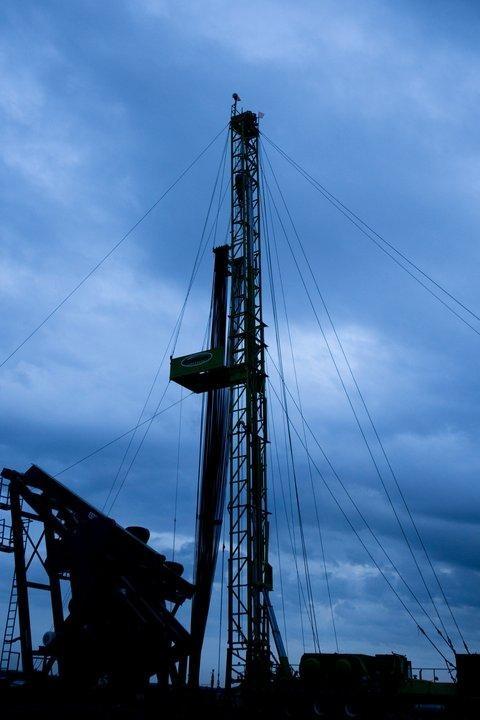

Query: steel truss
[226,106,271,687]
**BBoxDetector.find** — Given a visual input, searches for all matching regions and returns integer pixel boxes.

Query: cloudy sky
[1,0,480,683]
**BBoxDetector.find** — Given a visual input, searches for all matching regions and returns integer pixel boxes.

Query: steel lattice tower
[226,103,271,688]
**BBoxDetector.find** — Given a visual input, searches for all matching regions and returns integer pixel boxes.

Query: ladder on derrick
[1,575,20,672]
[0,475,13,553]
[0,517,13,553]
[0,474,29,673]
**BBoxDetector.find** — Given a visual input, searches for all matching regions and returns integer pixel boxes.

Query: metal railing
[412,667,455,683]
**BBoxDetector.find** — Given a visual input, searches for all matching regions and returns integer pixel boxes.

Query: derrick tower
[171,99,282,688]
[226,103,271,687]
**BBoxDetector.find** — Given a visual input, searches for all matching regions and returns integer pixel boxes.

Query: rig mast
[226,103,271,687]
[171,99,283,687]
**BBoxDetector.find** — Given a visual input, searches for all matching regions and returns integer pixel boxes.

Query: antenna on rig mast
[232,92,241,115]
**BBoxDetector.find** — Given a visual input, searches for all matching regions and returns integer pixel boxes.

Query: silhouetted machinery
[0,465,193,692]
[299,651,480,719]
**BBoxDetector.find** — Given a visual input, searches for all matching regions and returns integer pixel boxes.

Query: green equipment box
[170,347,247,393]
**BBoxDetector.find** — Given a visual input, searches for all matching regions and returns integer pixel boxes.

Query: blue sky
[1,0,480,683]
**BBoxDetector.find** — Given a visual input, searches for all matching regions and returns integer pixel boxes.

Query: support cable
[55,393,193,476]
[212,136,230,249]
[54,391,192,622]
[0,125,228,369]
[171,132,229,352]
[105,133,230,512]
[68,136,225,505]
[267,354,456,660]
[263,151,462,651]
[172,387,183,562]
[262,177,320,651]
[262,170,454,652]
[107,387,168,513]
[45,131,228,627]
[194,390,206,551]
[262,180,307,652]
[270,390,306,653]
[261,133,480,338]
[269,441,289,657]
[264,173,339,652]
[268,378,455,670]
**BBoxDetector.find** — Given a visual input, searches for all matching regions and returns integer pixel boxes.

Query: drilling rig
[1,98,478,720]
[171,99,287,689]
[0,99,287,702]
